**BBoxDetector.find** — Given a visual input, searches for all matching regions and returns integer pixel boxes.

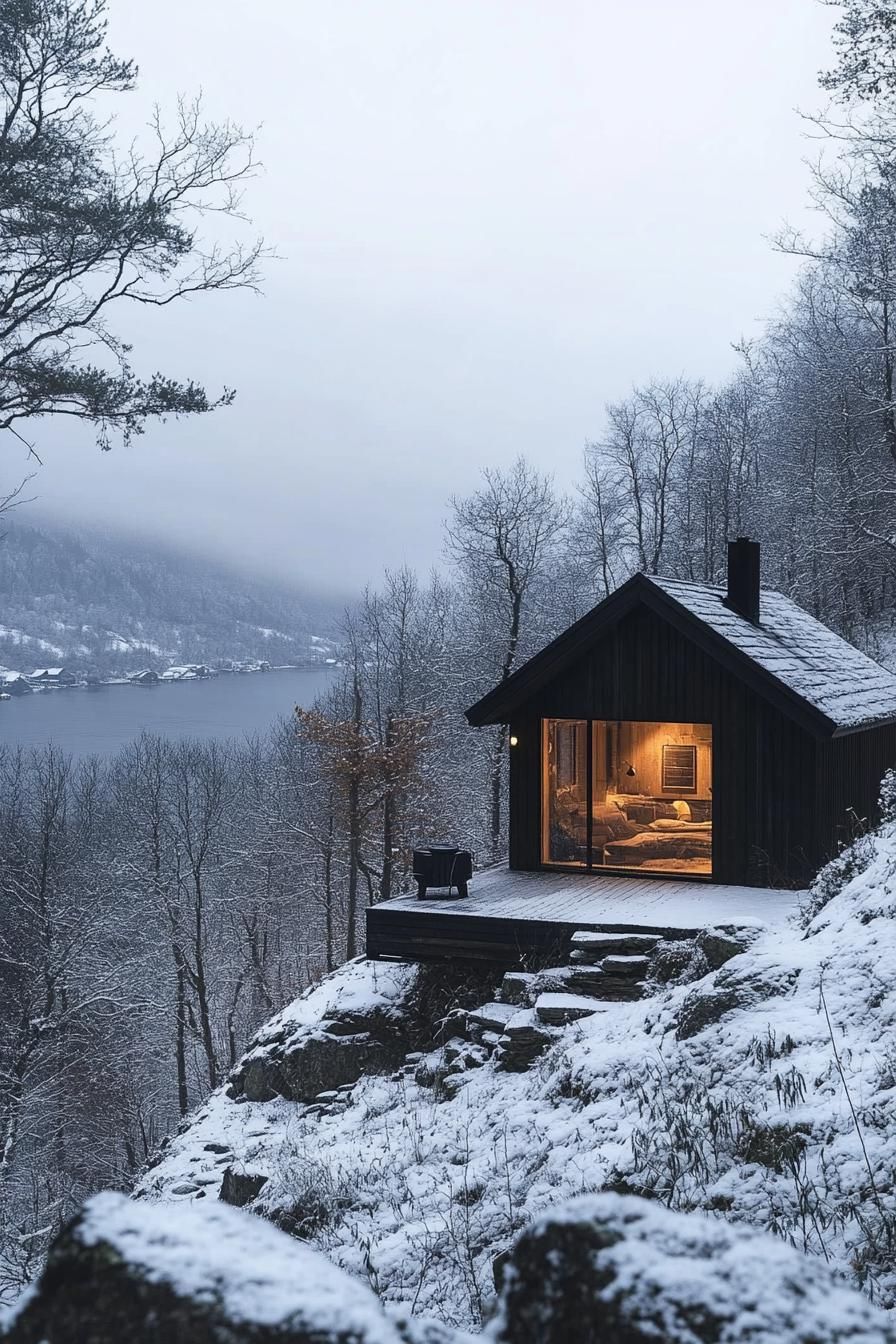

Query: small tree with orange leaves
[295,676,430,959]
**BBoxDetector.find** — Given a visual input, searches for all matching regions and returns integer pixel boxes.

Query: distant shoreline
[1,662,341,702]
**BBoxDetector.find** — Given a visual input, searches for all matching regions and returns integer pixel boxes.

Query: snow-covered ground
[140,796,896,1331]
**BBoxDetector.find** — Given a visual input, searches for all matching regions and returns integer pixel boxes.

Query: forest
[4,0,896,1317]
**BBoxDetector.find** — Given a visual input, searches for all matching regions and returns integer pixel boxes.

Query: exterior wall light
[509,735,519,747]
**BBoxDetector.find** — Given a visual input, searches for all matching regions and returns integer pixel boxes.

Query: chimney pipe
[724,537,760,623]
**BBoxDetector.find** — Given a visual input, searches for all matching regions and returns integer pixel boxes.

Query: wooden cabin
[466,540,896,889]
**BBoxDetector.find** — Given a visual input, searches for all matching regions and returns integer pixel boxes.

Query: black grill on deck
[412,844,473,899]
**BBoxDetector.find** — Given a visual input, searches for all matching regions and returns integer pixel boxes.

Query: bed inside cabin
[542,718,713,876]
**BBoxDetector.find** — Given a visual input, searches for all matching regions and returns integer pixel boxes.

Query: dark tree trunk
[174,960,188,1116]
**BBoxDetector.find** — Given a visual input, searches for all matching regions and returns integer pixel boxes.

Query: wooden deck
[365,865,803,963]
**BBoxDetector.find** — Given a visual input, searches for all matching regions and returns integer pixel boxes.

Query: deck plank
[366,864,803,962]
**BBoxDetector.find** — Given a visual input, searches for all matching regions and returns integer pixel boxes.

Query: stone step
[601,954,651,978]
[569,930,661,963]
[534,993,604,1026]
[564,967,609,997]
[566,967,645,1002]
[466,1001,519,1035]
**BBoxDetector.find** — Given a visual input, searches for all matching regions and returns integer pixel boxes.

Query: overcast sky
[23,0,834,596]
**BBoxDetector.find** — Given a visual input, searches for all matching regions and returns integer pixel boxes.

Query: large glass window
[541,719,712,876]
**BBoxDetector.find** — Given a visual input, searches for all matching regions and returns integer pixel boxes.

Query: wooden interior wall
[605,720,712,800]
[507,605,828,887]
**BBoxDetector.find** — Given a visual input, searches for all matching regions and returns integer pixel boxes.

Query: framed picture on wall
[662,743,697,794]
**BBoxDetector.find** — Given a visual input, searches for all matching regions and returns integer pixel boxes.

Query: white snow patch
[75,1191,403,1341]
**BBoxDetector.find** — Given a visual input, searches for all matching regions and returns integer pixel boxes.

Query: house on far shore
[161,664,212,681]
[0,671,32,695]
[128,669,160,685]
[28,667,76,687]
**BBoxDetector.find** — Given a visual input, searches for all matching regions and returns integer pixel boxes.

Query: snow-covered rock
[7,1189,889,1344]
[492,1194,896,1344]
[230,959,421,1103]
[2,1192,421,1344]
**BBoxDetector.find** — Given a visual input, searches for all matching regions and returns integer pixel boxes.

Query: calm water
[0,667,337,758]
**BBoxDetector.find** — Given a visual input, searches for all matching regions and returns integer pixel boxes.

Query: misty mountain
[0,519,345,677]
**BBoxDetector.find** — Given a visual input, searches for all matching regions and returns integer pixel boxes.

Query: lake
[0,667,338,758]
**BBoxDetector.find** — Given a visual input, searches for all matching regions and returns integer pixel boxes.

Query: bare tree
[446,457,566,856]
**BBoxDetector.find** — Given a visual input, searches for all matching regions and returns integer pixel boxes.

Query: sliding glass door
[541,718,713,876]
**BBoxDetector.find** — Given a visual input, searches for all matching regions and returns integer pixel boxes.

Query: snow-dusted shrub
[800,769,896,928]
[406,963,503,1050]
[644,938,709,991]
[256,1143,358,1240]
[800,832,877,927]
[880,768,896,824]
[626,1058,809,1205]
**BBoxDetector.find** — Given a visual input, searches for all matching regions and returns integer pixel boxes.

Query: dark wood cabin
[466,540,896,889]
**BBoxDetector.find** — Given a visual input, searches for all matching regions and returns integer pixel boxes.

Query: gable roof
[465,573,896,737]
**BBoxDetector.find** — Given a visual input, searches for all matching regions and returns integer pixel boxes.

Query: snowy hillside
[0,520,343,676]
[140,780,896,1331]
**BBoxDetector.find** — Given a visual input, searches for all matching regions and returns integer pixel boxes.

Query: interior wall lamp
[620,760,637,778]
[509,735,519,747]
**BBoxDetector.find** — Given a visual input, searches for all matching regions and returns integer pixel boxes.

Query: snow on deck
[380,864,802,935]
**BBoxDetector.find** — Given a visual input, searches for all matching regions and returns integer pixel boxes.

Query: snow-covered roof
[467,571,896,734]
[29,667,64,677]
[648,577,896,732]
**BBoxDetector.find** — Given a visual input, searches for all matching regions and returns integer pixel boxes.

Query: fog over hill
[0,519,347,677]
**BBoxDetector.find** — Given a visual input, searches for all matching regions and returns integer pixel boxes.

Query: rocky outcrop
[229,959,498,1106]
[8,1191,893,1344]
[2,1192,419,1344]
[492,1194,896,1344]
[695,923,762,970]
[676,951,798,1040]
[229,962,419,1105]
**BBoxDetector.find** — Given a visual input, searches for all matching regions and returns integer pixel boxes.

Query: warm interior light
[509,735,519,747]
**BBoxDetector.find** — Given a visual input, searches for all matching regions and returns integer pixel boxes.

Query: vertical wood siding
[506,606,894,888]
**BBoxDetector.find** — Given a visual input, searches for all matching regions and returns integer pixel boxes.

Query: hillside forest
[0,522,341,677]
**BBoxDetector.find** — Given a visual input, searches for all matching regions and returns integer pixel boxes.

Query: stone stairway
[415,928,666,1086]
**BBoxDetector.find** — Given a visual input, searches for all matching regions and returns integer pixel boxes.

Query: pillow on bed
[649,818,712,832]
[594,804,640,840]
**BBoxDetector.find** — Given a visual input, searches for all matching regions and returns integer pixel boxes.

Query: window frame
[539,716,714,878]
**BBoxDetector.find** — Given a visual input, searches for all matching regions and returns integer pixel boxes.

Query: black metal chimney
[724,536,760,623]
